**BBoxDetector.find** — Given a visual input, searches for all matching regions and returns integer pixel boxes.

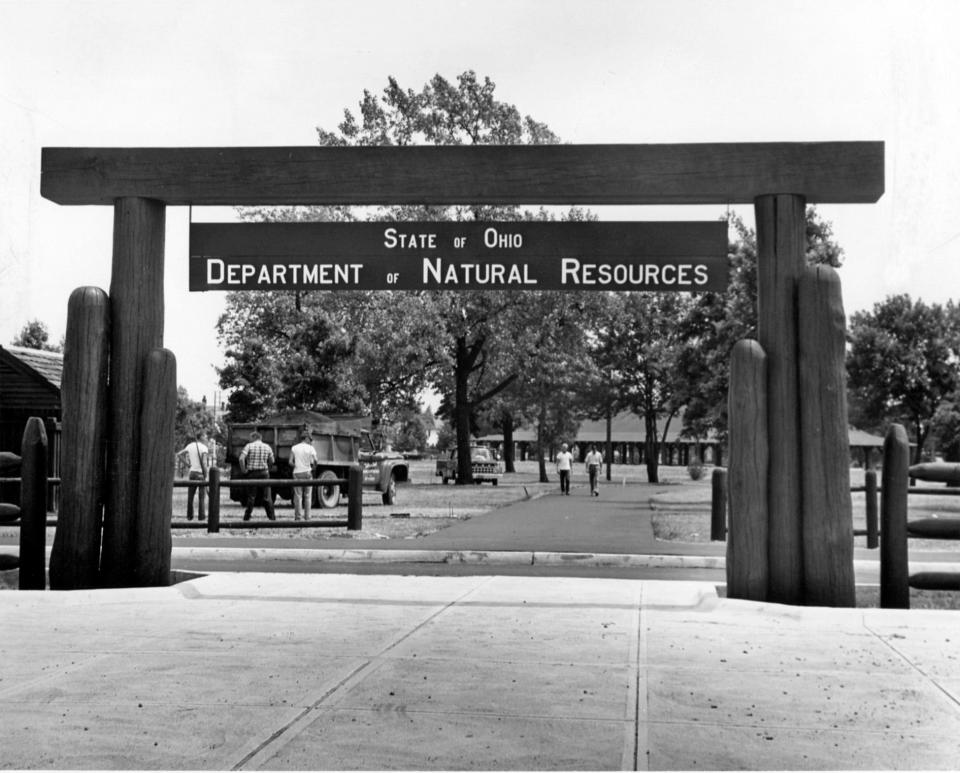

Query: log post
[347,465,363,531]
[727,339,769,600]
[865,470,879,550]
[755,193,806,604]
[798,265,855,606]
[19,418,48,590]
[880,423,910,608]
[50,287,110,590]
[133,348,176,586]
[207,466,221,534]
[101,197,165,586]
[710,468,727,541]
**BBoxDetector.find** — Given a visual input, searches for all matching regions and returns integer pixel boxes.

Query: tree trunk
[537,401,549,483]
[605,406,613,481]
[454,336,474,484]
[502,412,516,473]
[644,413,660,483]
[913,420,926,465]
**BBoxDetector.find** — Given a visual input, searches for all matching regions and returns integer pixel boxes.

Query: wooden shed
[0,345,63,508]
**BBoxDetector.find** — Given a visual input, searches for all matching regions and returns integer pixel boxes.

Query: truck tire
[382,473,397,505]
[318,470,340,509]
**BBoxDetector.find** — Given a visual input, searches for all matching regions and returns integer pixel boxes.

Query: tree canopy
[10,319,61,352]
[214,71,869,481]
[847,294,960,462]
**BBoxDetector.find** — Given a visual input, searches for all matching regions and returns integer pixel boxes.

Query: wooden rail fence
[1,429,363,589]
[715,421,960,608]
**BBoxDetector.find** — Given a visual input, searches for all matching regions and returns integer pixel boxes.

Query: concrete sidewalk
[2,572,960,770]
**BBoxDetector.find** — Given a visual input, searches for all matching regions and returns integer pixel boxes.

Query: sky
[2,0,960,404]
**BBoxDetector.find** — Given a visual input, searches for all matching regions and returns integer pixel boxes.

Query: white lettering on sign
[483,227,523,249]
[383,227,437,249]
[560,258,710,287]
[205,259,362,286]
[422,258,538,286]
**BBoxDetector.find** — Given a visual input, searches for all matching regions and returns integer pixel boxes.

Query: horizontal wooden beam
[41,142,884,207]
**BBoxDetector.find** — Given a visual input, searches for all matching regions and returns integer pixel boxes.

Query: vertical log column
[100,198,165,587]
[727,339,768,600]
[880,424,910,609]
[134,348,176,586]
[798,265,855,606]
[19,418,48,590]
[50,287,111,589]
[755,194,806,604]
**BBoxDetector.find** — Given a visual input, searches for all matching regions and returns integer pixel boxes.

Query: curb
[168,547,960,574]
[168,546,726,568]
[6,545,960,574]
[168,546,728,569]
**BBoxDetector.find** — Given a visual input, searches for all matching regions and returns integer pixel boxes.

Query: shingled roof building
[479,412,885,469]
[0,345,63,509]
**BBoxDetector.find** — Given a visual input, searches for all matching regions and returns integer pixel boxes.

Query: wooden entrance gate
[40,142,884,597]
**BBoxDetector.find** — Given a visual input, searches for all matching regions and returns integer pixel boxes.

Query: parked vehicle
[435,445,503,485]
[225,411,409,507]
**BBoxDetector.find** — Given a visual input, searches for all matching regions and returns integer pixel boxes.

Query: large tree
[314,70,566,483]
[847,295,960,462]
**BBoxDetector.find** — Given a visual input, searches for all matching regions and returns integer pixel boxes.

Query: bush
[687,461,705,481]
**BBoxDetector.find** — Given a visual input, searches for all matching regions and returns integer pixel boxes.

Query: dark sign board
[189,221,728,292]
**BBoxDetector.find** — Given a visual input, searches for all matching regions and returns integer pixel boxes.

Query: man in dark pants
[238,431,276,520]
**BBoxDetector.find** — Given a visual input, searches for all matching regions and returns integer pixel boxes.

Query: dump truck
[225,411,409,507]
[435,445,503,485]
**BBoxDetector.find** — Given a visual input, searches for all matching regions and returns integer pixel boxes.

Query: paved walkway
[2,572,960,770]
[162,482,960,582]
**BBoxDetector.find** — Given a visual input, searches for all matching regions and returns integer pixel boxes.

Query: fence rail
[1,467,364,533]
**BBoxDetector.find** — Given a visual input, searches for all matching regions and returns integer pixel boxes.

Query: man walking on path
[556,443,574,495]
[585,444,603,496]
[290,432,318,521]
[238,431,276,521]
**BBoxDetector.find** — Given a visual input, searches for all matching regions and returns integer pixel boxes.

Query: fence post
[19,418,48,590]
[132,348,176,586]
[880,423,910,609]
[710,468,727,541]
[865,469,879,550]
[50,286,111,590]
[798,265,855,606]
[347,465,363,531]
[727,339,768,601]
[207,467,221,534]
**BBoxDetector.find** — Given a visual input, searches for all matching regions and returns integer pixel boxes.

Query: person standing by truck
[584,444,604,497]
[177,432,209,521]
[238,431,276,521]
[290,431,318,521]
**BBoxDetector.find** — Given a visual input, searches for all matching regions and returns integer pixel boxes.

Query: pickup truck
[436,446,503,485]
[226,411,409,507]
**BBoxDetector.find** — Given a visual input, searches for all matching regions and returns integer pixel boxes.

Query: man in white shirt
[178,432,209,521]
[584,444,604,496]
[290,432,319,521]
[555,442,574,495]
